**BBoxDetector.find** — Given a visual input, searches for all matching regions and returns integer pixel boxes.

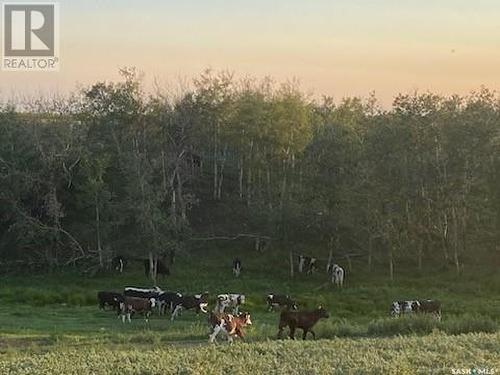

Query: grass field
[0,248,499,373]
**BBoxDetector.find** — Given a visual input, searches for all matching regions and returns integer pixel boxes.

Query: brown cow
[208,312,252,343]
[119,296,156,323]
[278,306,329,340]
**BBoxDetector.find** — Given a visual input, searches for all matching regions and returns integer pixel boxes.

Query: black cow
[144,259,170,278]
[232,258,242,277]
[266,294,297,311]
[298,255,317,274]
[157,291,183,315]
[111,256,127,273]
[171,293,209,321]
[97,291,124,311]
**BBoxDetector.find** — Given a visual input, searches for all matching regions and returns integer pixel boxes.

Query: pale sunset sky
[1,0,500,106]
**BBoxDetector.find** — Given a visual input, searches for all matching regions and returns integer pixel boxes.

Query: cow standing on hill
[278,306,329,340]
[170,293,209,321]
[390,299,441,320]
[214,294,245,315]
[232,258,242,277]
[97,291,123,312]
[298,255,317,274]
[119,296,156,323]
[328,264,345,287]
[111,256,127,273]
[144,259,170,278]
[266,294,297,312]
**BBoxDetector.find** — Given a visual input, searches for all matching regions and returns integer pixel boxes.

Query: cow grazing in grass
[214,294,245,315]
[391,299,441,321]
[232,258,242,277]
[97,291,123,311]
[208,312,253,343]
[119,296,156,323]
[277,306,329,340]
[418,299,442,321]
[298,255,317,274]
[111,256,127,273]
[171,293,209,321]
[144,259,170,278]
[328,264,345,287]
[266,294,297,312]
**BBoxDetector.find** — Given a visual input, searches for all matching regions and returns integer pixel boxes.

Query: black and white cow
[392,299,441,320]
[266,294,297,312]
[214,294,246,315]
[232,258,242,277]
[124,286,163,313]
[298,255,317,274]
[97,291,124,311]
[170,293,209,321]
[111,256,127,273]
[327,264,345,287]
[157,291,183,315]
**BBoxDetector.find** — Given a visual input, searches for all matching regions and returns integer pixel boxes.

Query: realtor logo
[2,2,59,71]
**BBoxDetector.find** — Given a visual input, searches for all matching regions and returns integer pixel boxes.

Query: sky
[1,0,500,106]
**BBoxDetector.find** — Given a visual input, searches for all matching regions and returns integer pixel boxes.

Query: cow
[119,296,156,323]
[328,264,345,287]
[390,299,441,321]
[208,312,253,343]
[390,300,421,317]
[298,255,317,274]
[214,294,245,315]
[266,294,297,312]
[111,256,127,273]
[97,291,124,312]
[171,293,209,321]
[277,306,329,340]
[124,286,163,314]
[232,258,242,277]
[144,259,170,278]
[157,291,183,315]
[418,299,442,321]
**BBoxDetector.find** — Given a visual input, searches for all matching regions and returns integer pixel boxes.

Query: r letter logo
[2,3,59,71]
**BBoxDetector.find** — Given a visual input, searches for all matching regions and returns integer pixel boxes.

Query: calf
[119,296,156,323]
[278,306,329,340]
[266,294,297,312]
[214,294,245,315]
[328,264,345,287]
[208,312,253,343]
[111,256,127,273]
[232,258,242,277]
[171,293,209,321]
[144,259,170,278]
[97,291,123,311]
[298,255,317,274]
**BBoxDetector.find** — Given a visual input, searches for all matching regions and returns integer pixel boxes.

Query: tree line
[1,68,499,279]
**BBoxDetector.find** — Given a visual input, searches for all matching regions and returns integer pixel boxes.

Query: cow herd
[97,283,441,343]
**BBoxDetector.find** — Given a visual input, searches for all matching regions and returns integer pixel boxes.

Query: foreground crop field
[0,333,499,374]
[0,248,499,373]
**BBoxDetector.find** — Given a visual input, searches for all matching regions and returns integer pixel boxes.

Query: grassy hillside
[0,247,499,373]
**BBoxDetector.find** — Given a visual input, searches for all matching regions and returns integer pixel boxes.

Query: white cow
[328,264,345,287]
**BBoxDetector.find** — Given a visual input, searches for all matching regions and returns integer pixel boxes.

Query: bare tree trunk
[289,251,294,278]
[239,157,244,200]
[368,235,373,271]
[95,192,103,268]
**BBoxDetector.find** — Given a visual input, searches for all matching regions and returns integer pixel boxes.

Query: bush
[442,315,498,335]
[367,315,439,336]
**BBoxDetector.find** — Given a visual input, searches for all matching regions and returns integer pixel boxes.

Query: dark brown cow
[208,312,252,343]
[278,306,329,340]
[119,296,156,323]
